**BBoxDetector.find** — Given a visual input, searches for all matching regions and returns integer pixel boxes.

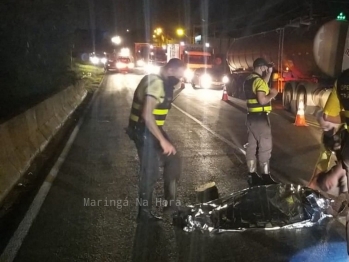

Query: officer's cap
[253,58,272,68]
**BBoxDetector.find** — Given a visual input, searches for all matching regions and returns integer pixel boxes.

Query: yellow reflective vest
[129,74,172,127]
[243,73,272,113]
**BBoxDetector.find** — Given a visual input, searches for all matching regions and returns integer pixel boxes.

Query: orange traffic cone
[294,100,308,126]
[222,85,228,101]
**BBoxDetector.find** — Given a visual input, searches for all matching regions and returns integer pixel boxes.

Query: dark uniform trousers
[341,136,349,177]
[134,127,181,210]
[246,112,272,174]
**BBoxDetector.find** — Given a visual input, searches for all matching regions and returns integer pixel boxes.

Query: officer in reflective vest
[323,68,349,188]
[243,58,279,187]
[308,111,347,196]
[126,58,186,222]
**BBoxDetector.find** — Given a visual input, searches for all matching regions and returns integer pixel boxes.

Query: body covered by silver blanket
[173,184,333,233]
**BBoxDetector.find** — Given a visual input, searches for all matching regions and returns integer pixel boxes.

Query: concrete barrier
[0,123,22,199]
[0,80,87,204]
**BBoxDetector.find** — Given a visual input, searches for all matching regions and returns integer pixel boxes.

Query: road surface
[0,72,348,262]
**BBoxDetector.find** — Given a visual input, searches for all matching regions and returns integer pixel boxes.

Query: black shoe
[261,174,278,185]
[247,172,263,187]
[137,209,163,223]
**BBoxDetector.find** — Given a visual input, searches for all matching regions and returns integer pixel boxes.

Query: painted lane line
[0,123,81,262]
[172,103,245,163]
[0,78,104,262]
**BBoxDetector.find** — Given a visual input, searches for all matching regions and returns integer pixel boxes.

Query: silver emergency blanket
[173,184,333,233]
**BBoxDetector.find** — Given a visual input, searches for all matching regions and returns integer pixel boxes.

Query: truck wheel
[229,79,239,97]
[282,86,292,111]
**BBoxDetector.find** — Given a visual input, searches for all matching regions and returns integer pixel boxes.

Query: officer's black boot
[163,179,178,216]
[247,172,264,187]
[137,191,162,223]
[260,161,278,185]
[261,174,278,185]
[247,160,263,187]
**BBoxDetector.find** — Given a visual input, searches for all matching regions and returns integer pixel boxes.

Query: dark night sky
[79,0,349,40]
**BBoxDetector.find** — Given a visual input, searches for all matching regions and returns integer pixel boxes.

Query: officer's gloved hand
[323,128,341,152]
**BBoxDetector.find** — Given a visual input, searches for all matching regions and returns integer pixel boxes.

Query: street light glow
[177,28,184,36]
[111,36,122,45]
[155,28,162,35]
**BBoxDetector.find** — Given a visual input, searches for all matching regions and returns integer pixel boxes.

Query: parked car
[191,68,229,89]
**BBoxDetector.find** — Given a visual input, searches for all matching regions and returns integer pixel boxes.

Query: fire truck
[167,43,214,81]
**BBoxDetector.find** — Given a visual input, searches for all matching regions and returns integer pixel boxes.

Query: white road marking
[172,103,245,163]
[0,78,104,262]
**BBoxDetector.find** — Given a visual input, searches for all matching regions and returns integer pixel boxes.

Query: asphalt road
[1,72,349,262]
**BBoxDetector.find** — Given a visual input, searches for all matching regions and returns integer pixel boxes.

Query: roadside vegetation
[0,0,103,122]
[73,63,104,92]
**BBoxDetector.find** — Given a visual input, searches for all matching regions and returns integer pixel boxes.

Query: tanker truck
[226,17,349,115]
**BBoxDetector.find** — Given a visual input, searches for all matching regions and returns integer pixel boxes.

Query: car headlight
[200,74,212,88]
[222,75,229,84]
[90,56,100,64]
[101,57,107,64]
[116,62,123,68]
[184,69,194,81]
[129,63,135,68]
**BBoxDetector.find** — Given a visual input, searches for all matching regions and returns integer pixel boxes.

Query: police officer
[323,69,349,190]
[308,111,347,195]
[126,58,186,222]
[243,58,279,186]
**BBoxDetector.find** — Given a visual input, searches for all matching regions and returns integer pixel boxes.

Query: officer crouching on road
[243,58,279,187]
[308,111,348,196]
[126,58,186,222]
[321,69,349,216]
[323,69,349,172]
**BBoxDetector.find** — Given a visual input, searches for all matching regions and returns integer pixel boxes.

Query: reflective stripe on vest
[129,74,171,127]
[130,102,168,126]
[246,99,272,113]
[244,74,272,113]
